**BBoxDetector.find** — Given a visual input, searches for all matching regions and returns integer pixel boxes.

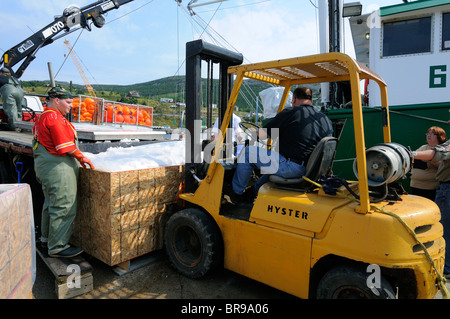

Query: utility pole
[319,0,350,109]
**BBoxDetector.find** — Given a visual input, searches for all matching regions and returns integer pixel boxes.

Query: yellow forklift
[164,40,446,299]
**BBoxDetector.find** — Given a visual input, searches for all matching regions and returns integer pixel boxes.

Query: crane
[1,0,134,78]
[64,39,96,97]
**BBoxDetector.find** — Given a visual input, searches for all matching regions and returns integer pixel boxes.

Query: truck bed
[0,121,172,156]
[0,129,33,155]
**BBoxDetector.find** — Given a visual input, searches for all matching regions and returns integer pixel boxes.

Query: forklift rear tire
[316,265,396,299]
[164,208,223,279]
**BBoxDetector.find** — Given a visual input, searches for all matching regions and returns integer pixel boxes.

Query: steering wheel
[239,121,267,146]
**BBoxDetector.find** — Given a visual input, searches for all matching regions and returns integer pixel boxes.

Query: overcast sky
[0,0,398,86]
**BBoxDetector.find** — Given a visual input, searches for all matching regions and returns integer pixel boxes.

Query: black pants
[410,187,436,201]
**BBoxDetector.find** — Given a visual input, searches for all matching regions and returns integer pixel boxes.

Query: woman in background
[410,126,447,200]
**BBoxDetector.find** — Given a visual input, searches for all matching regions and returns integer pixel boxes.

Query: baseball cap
[48,87,74,99]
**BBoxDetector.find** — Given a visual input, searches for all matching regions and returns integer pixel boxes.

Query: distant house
[170,102,186,108]
[160,98,174,103]
[127,90,140,98]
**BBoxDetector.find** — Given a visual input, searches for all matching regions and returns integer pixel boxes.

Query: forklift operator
[229,86,333,204]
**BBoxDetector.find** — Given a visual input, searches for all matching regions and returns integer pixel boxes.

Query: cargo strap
[302,175,450,299]
[373,107,449,125]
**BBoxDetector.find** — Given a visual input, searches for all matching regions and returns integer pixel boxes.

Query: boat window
[382,16,432,57]
[443,12,450,50]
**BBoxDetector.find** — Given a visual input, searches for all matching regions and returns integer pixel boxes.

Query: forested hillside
[21,76,289,112]
[20,77,320,127]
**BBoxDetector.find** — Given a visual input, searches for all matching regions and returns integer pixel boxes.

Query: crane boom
[1,0,134,78]
[64,40,96,97]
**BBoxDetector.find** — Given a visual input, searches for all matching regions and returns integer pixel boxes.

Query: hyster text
[267,205,308,219]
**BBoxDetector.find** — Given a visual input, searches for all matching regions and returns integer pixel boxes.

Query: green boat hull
[326,103,450,190]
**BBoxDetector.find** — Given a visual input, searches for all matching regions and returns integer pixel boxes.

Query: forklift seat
[269,136,338,191]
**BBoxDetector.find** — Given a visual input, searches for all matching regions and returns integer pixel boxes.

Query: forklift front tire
[164,208,223,279]
[316,265,396,299]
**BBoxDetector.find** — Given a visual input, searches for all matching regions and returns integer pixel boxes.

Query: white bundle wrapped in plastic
[83,140,185,172]
[259,87,293,120]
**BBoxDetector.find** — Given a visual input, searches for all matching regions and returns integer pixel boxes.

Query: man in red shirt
[33,87,94,258]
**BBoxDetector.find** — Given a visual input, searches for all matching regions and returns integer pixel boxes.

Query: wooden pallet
[112,250,164,275]
[36,247,93,299]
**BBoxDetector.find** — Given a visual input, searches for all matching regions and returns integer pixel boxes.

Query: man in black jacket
[229,86,333,203]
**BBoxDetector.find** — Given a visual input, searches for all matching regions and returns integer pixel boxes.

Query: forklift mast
[184,39,243,193]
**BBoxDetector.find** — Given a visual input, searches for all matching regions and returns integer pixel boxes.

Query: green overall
[33,140,79,255]
[0,76,25,130]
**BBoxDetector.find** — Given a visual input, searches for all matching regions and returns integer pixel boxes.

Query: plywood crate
[0,184,35,299]
[71,165,184,266]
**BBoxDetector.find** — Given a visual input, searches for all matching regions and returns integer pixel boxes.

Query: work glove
[71,149,95,169]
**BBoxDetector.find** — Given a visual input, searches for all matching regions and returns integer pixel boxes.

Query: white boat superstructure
[349,0,450,108]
